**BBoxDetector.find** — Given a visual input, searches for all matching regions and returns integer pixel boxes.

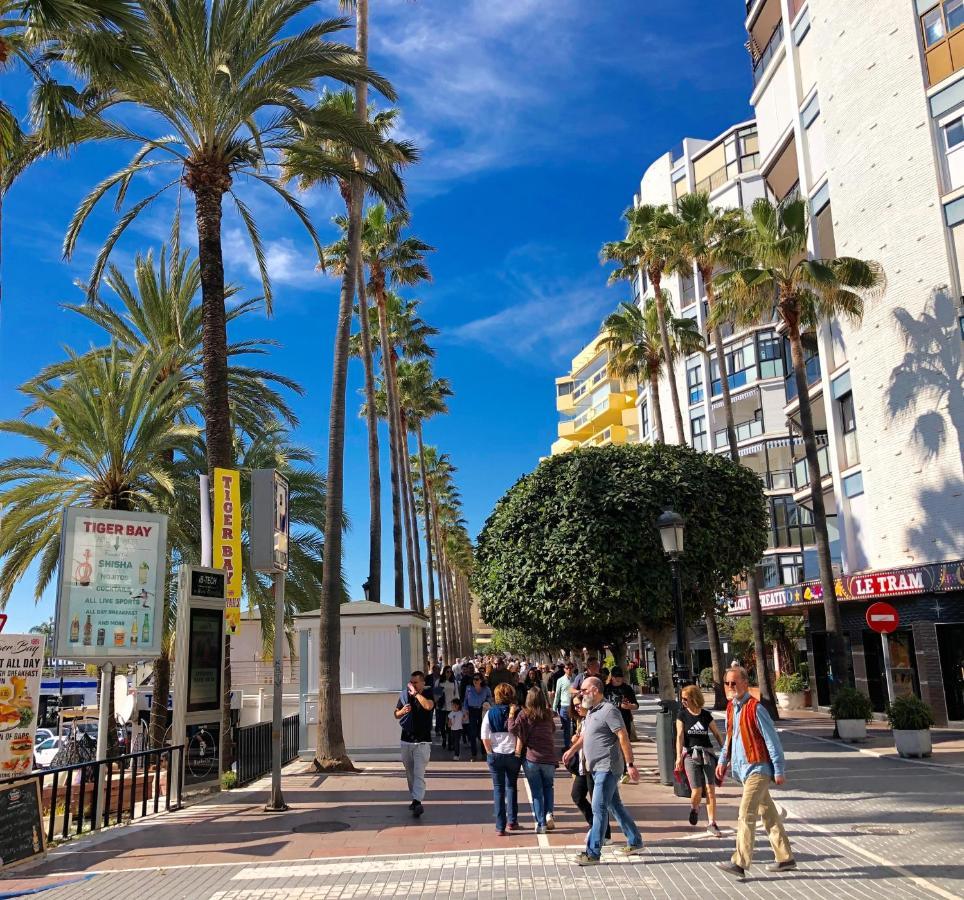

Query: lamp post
[656,509,688,701]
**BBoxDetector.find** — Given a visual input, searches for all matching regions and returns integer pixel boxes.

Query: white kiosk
[296,602,428,758]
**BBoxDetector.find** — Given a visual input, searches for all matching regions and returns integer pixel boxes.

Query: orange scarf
[725,695,770,765]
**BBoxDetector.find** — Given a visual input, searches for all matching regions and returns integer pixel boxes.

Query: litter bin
[656,698,678,786]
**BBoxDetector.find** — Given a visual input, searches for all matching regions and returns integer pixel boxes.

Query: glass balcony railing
[752,20,784,85]
[714,417,764,449]
[760,468,794,491]
[785,352,821,402]
[793,440,830,490]
[573,397,611,431]
[571,366,611,404]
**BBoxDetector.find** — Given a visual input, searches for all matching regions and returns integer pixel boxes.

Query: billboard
[213,468,242,636]
[0,635,45,781]
[54,508,167,660]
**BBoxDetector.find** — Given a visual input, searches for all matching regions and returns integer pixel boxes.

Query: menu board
[55,508,167,660]
[0,779,45,870]
[0,636,45,781]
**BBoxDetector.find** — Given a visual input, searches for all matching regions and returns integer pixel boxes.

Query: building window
[640,401,650,438]
[837,390,859,467]
[843,471,864,498]
[557,381,573,398]
[687,358,704,405]
[920,1,964,86]
[946,116,964,149]
[680,273,696,308]
[757,332,783,379]
[690,413,707,452]
[711,335,757,396]
[759,553,805,589]
[770,496,815,549]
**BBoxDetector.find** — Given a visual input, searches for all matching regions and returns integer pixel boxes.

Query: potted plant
[830,687,873,741]
[798,661,812,707]
[774,672,805,711]
[698,667,715,703]
[887,695,934,758]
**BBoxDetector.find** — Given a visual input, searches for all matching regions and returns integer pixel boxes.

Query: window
[838,392,856,433]
[759,554,805,589]
[770,496,815,549]
[557,381,573,398]
[843,471,864,498]
[949,0,964,31]
[837,389,859,467]
[801,94,820,129]
[924,6,946,45]
[946,116,964,149]
[757,332,783,379]
[680,273,696,308]
[686,358,704,404]
[921,1,964,86]
[640,401,650,438]
[710,336,757,396]
[690,413,707,452]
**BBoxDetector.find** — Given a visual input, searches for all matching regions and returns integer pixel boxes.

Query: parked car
[34,736,63,769]
[34,728,55,746]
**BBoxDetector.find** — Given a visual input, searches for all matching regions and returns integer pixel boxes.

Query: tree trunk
[648,372,665,444]
[704,607,727,710]
[396,410,420,612]
[705,274,777,717]
[356,260,381,604]
[404,444,425,616]
[416,425,438,662]
[788,325,847,696]
[191,180,236,772]
[148,648,170,748]
[651,271,686,443]
[650,625,675,703]
[373,286,406,607]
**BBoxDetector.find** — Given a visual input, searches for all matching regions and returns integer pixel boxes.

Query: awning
[735,436,804,457]
[711,385,759,410]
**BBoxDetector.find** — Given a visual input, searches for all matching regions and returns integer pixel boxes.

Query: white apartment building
[631,1,964,724]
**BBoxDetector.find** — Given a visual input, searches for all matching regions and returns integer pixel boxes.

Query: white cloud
[222,227,323,289]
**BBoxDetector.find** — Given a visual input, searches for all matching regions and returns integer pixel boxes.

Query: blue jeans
[487,752,521,831]
[558,710,572,750]
[587,770,643,859]
[523,760,555,827]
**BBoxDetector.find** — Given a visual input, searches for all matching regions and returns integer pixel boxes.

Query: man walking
[715,665,795,879]
[395,670,435,818]
[561,677,644,865]
[552,661,576,750]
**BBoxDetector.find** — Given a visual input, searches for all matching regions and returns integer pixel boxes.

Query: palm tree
[602,204,686,442]
[670,191,773,713]
[599,294,703,444]
[283,88,416,610]
[60,0,394,480]
[0,127,46,305]
[330,205,434,609]
[713,197,885,697]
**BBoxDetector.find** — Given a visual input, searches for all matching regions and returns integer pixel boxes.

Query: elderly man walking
[715,665,796,879]
[561,676,644,865]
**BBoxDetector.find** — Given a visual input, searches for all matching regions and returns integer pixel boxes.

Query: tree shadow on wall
[887,288,964,462]
[887,288,964,559]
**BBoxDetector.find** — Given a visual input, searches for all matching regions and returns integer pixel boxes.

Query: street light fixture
[656,508,685,558]
[362,579,371,604]
[656,509,688,697]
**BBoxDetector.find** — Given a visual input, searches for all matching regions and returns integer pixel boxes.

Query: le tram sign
[728,560,964,615]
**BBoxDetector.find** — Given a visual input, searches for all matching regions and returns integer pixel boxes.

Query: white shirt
[447,710,464,731]
[480,711,517,754]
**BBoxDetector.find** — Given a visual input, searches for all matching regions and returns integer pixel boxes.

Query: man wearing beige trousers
[715,665,796,880]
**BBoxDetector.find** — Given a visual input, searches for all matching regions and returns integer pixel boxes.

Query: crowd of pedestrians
[397,655,794,876]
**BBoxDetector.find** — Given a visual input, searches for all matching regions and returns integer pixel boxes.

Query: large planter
[894,729,932,758]
[776,691,805,711]
[836,719,867,742]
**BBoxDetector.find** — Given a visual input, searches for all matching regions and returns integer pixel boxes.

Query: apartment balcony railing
[793,437,831,489]
[711,366,752,397]
[571,366,611,404]
[759,468,794,491]
[714,416,764,449]
[573,397,610,431]
[785,352,821,402]
[752,20,784,85]
[695,154,760,195]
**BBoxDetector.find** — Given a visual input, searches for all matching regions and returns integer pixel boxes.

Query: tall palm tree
[402,361,452,663]
[713,197,885,697]
[330,205,434,609]
[61,0,393,480]
[283,88,416,609]
[670,191,773,713]
[416,446,456,658]
[599,294,703,444]
[602,204,686,442]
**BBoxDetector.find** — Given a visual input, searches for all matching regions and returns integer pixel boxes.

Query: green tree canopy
[473,443,768,647]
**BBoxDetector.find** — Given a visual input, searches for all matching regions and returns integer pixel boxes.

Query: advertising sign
[55,508,167,661]
[0,779,45,869]
[187,608,223,713]
[213,468,242,636]
[0,636,44,781]
[251,470,289,573]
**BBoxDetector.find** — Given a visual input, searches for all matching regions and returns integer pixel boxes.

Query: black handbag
[673,765,691,798]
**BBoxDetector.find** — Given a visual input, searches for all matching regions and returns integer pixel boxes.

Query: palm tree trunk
[356,260,381,604]
[416,425,438,662]
[373,289,406,607]
[648,372,665,444]
[651,272,686,443]
[400,424,425,615]
[191,180,236,773]
[148,646,171,747]
[704,274,777,717]
[788,326,847,696]
[396,409,420,612]
[704,605,726,710]
[649,625,675,703]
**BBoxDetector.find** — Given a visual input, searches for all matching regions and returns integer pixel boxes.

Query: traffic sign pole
[881,632,896,705]
[866,602,900,706]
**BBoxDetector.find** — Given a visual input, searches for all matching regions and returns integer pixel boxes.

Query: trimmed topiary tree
[473,443,768,700]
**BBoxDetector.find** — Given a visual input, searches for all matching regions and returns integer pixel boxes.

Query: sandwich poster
[0,635,44,780]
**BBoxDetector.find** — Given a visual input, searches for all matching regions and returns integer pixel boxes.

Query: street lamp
[656,509,688,697]
[362,579,371,603]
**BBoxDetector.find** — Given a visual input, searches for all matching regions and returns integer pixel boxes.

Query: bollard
[655,699,678,786]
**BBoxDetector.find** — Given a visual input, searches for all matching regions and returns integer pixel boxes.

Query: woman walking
[675,684,725,835]
[509,687,558,833]
[464,673,493,762]
[481,682,523,835]
[437,666,457,744]
[523,667,546,700]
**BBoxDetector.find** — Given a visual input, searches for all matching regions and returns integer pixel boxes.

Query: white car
[34,737,63,769]
[34,728,55,746]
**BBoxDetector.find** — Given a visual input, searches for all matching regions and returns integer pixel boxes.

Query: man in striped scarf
[715,665,795,880]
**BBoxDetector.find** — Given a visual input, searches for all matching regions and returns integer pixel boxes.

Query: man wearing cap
[604,667,639,732]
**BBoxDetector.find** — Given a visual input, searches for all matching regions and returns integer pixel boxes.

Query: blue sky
[0,1,753,632]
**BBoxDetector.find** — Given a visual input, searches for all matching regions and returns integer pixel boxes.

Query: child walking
[447,698,466,759]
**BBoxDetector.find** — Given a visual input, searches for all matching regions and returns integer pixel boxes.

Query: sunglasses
[723,680,740,687]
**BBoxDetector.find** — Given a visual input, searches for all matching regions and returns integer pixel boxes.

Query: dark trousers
[434,704,446,737]
[447,728,462,754]
[467,707,484,758]
[571,772,611,838]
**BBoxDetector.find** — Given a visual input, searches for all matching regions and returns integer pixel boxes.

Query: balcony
[785,351,821,403]
[751,19,784,86]
[714,416,764,449]
[793,436,831,491]
[759,468,794,491]
[571,366,612,405]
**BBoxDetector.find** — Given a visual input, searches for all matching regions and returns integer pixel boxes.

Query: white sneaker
[545,814,556,831]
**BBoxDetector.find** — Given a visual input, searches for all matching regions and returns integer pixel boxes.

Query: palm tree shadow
[887,289,964,461]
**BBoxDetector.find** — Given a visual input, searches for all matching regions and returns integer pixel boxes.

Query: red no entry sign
[866,601,899,634]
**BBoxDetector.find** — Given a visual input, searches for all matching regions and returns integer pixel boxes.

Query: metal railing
[235,713,300,787]
[32,744,183,844]
[752,20,785,84]
[714,416,764,449]
[793,438,831,489]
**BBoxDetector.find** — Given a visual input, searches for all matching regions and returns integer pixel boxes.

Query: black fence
[32,744,183,844]
[235,714,300,787]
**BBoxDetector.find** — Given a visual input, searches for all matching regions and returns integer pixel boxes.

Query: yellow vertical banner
[213,468,242,635]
